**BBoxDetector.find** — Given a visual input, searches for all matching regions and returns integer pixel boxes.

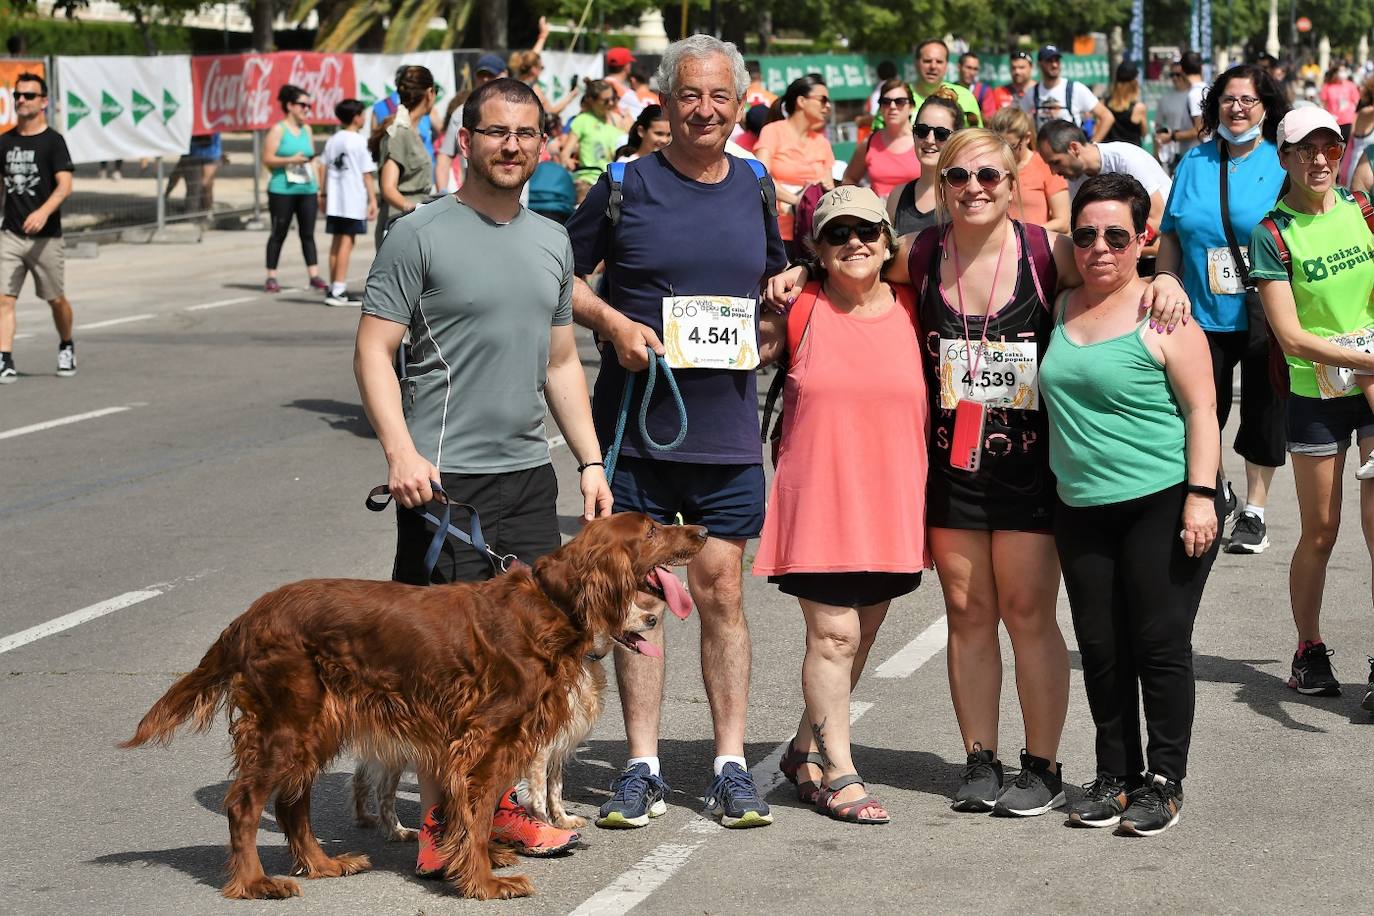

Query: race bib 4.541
[662,296,758,370]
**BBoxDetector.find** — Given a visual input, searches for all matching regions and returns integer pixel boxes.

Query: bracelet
[1155,269,1183,287]
[577,461,604,473]
[789,258,817,281]
[1186,483,1217,498]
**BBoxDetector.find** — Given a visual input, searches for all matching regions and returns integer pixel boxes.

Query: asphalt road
[3,227,1372,916]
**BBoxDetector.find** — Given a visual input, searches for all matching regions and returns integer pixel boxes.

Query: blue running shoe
[704,761,772,828]
[597,762,669,829]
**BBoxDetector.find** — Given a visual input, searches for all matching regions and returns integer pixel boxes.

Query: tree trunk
[757,7,773,54]
[131,6,155,56]
[251,0,276,53]
[721,0,748,49]
[480,0,507,51]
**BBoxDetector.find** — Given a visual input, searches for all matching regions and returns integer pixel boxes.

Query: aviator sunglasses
[1071,225,1136,250]
[821,221,884,246]
[940,165,1009,189]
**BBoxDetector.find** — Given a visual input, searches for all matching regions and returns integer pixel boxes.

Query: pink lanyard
[948,224,1010,387]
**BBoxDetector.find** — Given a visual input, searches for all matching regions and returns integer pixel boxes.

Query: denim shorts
[1285,394,1374,457]
[609,455,765,540]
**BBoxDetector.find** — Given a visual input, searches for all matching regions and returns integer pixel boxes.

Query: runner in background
[564,79,628,203]
[866,60,900,117]
[1340,75,1374,185]
[988,106,1069,232]
[841,79,920,198]
[957,53,995,121]
[885,89,964,235]
[1020,45,1113,139]
[985,51,1036,117]
[1154,53,1206,172]
[1320,64,1360,142]
[1101,61,1147,146]
[755,75,835,256]
[370,66,437,249]
[262,83,327,295]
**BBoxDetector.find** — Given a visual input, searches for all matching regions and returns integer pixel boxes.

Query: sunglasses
[1291,141,1345,163]
[12,91,41,101]
[1071,225,1137,250]
[914,123,953,141]
[940,165,1009,189]
[879,96,912,108]
[820,221,884,246]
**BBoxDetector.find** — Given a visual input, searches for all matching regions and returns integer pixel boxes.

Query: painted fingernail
[1149,320,1157,330]
[788,296,796,304]
[1168,324,1176,333]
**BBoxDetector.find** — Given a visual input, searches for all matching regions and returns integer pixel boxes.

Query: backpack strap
[1020,221,1057,310]
[907,224,945,303]
[742,156,777,222]
[761,281,822,444]
[1258,215,1291,279]
[605,160,628,226]
[1354,189,1374,231]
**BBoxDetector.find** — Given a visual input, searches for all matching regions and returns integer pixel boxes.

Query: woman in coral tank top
[754,187,928,825]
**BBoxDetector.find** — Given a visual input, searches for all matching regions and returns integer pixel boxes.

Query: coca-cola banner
[192,52,356,133]
[55,55,192,164]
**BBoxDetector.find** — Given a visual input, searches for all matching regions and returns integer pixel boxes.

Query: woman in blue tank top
[1040,173,1221,837]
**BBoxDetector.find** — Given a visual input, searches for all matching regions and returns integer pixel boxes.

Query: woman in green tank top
[1039,174,1221,837]
[262,83,325,293]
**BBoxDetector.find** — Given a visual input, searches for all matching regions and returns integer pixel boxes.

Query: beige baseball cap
[810,186,891,240]
[1277,107,1342,146]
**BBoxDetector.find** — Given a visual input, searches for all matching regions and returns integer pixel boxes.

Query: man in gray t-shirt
[354,77,611,870]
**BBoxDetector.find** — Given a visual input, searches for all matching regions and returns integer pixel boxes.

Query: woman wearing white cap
[1250,106,1374,707]
[754,186,927,825]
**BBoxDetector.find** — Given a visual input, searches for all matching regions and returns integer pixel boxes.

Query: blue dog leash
[366,481,516,579]
[603,346,688,484]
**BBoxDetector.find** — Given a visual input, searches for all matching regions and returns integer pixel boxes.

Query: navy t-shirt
[568,152,787,464]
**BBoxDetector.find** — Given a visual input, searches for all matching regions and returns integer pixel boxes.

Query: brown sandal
[815,774,889,825]
[779,737,825,804]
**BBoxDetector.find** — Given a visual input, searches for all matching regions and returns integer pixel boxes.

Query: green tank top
[1039,310,1187,507]
[267,121,317,195]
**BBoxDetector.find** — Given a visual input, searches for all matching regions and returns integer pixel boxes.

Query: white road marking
[570,700,876,916]
[549,435,567,449]
[0,589,163,655]
[0,403,143,440]
[873,615,949,678]
[78,313,157,330]
[185,295,258,312]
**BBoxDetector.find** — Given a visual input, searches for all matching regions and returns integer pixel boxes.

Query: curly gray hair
[654,34,750,100]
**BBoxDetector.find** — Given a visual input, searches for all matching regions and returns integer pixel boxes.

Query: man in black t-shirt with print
[0,72,76,383]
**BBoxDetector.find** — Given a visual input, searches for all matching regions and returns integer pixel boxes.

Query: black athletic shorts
[392,463,560,585]
[769,571,922,607]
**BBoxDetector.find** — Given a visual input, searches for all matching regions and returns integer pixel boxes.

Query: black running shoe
[1068,772,1133,828]
[1225,511,1269,554]
[1221,479,1238,521]
[993,749,1065,817]
[951,746,1002,813]
[1289,642,1341,696]
[1362,657,1374,713]
[1117,772,1183,837]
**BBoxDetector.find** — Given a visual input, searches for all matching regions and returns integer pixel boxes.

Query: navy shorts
[326,216,368,236]
[610,455,765,540]
[1285,394,1374,457]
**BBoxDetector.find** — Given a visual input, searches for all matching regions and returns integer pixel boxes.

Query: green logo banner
[66,90,90,129]
[131,89,154,125]
[100,89,124,126]
[161,89,179,124]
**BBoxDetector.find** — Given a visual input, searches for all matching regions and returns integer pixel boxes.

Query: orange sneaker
[415,805,448,879]
[491,788,580,856]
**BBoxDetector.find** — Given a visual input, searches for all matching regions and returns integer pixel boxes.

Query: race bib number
[1314,328,1374,399]
[938,338,1039,410]
[1206,246,1249,296]
[662,296,759,370]
[285,162,312,185]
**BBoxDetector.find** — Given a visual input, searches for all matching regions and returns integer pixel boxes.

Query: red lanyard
[949,224,1010,388]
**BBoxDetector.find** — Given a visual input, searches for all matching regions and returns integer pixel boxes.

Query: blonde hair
[988,106,1033,143]
[508,50,542,80]
[933,128,1019,224]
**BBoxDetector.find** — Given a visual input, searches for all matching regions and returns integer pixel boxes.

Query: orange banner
[0,60,47,134]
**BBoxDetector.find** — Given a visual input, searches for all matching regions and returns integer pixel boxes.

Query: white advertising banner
[56,55,192,164]
[535,52,602,122]
[353,52,457,129]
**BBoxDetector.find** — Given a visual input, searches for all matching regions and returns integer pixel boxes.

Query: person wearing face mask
[1251,107,1374,704]
[1156,65,1290,558]
[1320,64,1360,143]
[885,89,964,235]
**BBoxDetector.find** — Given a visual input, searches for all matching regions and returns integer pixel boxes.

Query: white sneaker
[56,344,76,377]
[323,293,357,307]
[1357,454,1374,480]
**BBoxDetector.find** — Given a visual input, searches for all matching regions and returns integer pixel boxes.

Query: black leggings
[1206,329,1286,468]
[1053,483,1222,782]
[265,191,318,270]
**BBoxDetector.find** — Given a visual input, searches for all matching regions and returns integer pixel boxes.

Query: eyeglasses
[820,221,884,246]
[291,99,312,108]
[470,126,545,144]
[1219,95,1261,110]
[12,91,40,101]
[941,165,1009,189]
[914,123,954,141]
[808,94,832,106]
[1290,141,1345,163]
[879,96,912,108]
[1071,225,1137,250]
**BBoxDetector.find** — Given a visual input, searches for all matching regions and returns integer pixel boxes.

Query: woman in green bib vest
[1249,106,1374,708]
[1040,173,1222,837]
[262,84,325,294]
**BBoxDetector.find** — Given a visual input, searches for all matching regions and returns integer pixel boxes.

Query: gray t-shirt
[363,194,574,474]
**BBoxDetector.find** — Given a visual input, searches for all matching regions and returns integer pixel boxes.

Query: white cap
[1277,107,1342,146]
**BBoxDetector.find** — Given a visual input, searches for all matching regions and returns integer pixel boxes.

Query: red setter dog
[123,513,707,901]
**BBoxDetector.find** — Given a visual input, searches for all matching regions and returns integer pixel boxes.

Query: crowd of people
[4,24,1374,872]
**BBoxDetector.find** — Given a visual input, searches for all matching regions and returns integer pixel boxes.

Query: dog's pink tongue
[623,632,663,658]
[651,566,694,620]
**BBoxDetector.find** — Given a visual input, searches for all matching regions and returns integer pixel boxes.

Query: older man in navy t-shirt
[567,34,787,830]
